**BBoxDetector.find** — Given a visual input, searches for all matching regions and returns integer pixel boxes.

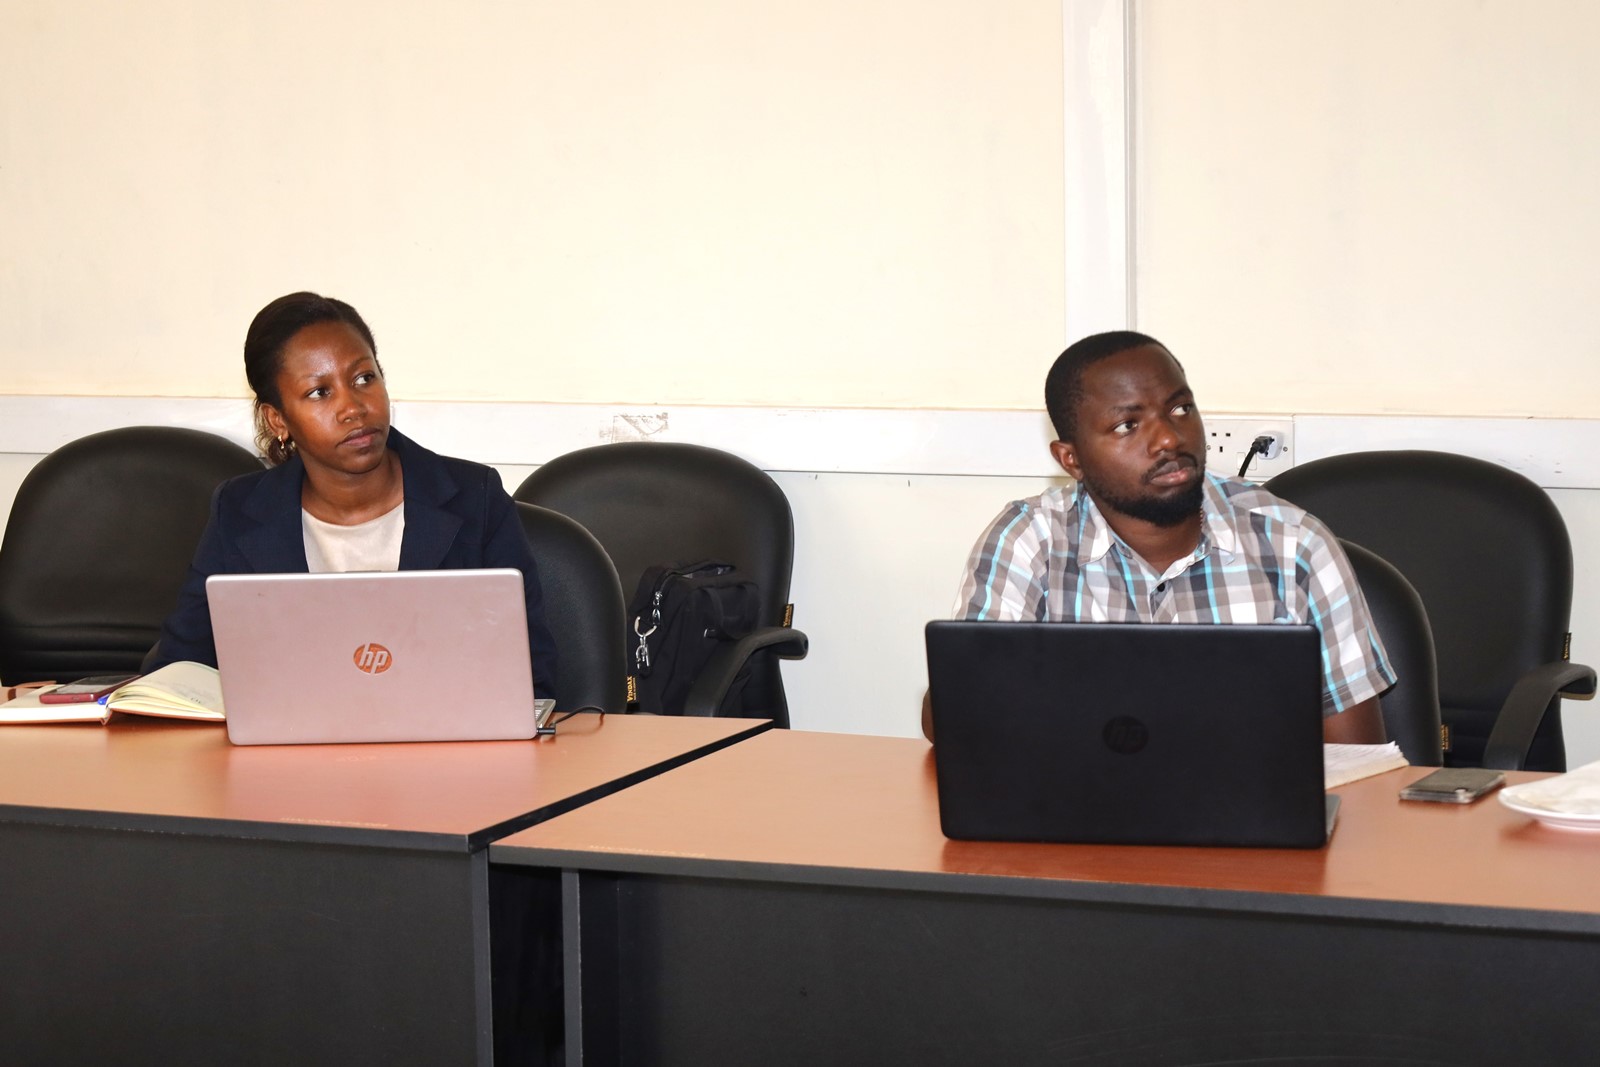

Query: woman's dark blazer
[151,428,559,701]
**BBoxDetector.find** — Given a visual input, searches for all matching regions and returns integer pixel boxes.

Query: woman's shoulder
[212,459,289,510]
[390,428,508,500]
[191,462,301,550]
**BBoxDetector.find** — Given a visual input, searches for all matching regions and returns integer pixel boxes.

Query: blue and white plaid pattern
[953,473,1395,715]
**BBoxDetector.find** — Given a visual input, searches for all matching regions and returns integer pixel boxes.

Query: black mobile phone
[37,674,140,705]
[1399,768,1507,804]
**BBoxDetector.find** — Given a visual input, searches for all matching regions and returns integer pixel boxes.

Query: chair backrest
[514,442,796,724]
[1337,539,1443,766]
[0,426,263,684]
[514,503,628,713]
[1268,450,1574,769]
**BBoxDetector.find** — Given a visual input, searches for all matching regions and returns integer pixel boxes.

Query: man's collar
[1071,482,1117,566]
[1070,472,1238,567]
[1198,473,1241,560]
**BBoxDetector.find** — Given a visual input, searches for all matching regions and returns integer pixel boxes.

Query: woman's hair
[244,292,380,465]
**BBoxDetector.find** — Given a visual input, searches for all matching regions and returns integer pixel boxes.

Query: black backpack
[627,560,761,715]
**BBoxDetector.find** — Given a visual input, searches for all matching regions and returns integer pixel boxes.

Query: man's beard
[1082,458,1205,527]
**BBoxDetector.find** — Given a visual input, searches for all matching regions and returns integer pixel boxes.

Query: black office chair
[0,426,263,685]
[1269,450,1595,771]
[514,442,808,726]
[514,502,628,713]
[1338,539,1443,766]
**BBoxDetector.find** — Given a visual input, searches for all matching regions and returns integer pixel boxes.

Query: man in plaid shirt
[926,331,1394,743]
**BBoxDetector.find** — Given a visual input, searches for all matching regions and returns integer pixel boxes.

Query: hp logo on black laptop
[1102,715,1149,755]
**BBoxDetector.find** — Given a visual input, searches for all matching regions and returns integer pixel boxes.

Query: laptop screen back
[209,568,539,745]
[926,621,1330,848]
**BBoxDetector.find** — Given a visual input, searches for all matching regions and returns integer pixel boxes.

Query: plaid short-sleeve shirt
[952,473,1395,716]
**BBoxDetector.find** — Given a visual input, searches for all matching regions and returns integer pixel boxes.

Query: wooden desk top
[493,729,1600,933]
[0,714,769,849]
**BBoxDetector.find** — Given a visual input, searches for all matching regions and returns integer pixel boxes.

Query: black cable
[536,705,606,736]
[1238,435,1274,479]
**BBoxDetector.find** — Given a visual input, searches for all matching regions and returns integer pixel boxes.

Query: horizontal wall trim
[1294,416,1600,490]
[0,395,1060,478]
[1,396,1598,487]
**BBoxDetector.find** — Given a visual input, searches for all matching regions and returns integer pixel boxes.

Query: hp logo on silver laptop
[353,643,393,675]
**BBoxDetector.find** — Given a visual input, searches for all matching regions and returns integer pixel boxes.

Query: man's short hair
[1044,330,1172,442]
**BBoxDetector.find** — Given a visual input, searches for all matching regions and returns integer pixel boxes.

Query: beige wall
[1136,0,1600,416]
[8,2,1597,415]
[0,1,1065,408]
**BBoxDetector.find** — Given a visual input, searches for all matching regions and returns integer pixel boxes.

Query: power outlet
[1204,417,1295,482]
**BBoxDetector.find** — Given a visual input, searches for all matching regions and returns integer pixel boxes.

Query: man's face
[1049,344,1206,528]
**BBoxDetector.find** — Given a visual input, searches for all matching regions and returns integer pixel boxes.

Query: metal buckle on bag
[634,616,657,669]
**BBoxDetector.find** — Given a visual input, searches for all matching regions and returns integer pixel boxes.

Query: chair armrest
[1482,661,1598,770]
[682,626,810,717]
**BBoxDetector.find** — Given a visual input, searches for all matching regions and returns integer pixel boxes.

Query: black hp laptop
[926,621,1336,848]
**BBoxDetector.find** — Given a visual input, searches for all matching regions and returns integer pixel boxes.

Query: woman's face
[260,320,392,480]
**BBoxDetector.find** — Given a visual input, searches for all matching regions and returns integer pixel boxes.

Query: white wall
[0,0,1065,409]
[13,2,1597,418]
[1135,0,1600,415]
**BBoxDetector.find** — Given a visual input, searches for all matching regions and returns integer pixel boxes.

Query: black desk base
[564,870,1600,1066]
[2,821,497,1065]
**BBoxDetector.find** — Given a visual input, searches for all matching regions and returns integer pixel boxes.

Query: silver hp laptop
[926,621,1335,848]
[209,569,550,746]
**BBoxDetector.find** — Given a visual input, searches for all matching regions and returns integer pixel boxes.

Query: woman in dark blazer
[151,292,558,701]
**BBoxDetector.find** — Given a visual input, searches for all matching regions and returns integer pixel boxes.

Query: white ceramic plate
[1498,788,1600,832]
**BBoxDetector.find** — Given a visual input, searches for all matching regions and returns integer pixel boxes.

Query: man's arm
[953,499,1053,623]
[1291,514,1399,728]
[1322,696,1387,744]
[924,498,1054,744]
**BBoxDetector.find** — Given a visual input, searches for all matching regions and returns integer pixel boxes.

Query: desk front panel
[566,866,1596,1066]
[495,730,1600,1065]
[0,821,492,1066]
[0,714,770,1065]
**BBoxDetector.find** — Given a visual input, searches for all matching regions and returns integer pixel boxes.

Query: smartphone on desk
[1399,767,1506,804]
[37,674,139,704]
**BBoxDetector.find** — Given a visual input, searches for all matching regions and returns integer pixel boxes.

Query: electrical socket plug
[1203,417,1295,482]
